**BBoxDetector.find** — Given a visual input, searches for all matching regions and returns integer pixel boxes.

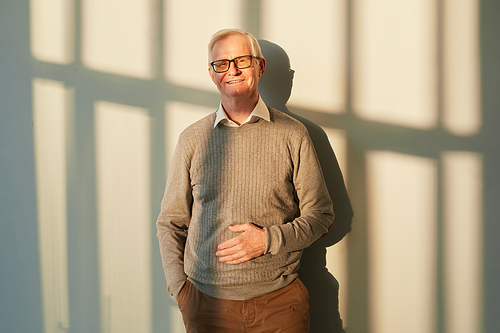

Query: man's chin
[223,90,251,98]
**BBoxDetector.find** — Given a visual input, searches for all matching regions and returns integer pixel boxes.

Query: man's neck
[221,95,259,126]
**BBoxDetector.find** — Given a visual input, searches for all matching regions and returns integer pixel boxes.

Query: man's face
[209,34,265,101]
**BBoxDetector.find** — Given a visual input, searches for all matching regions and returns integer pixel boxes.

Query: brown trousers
[177,278,310,333]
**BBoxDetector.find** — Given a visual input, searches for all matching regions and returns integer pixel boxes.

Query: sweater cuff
[167,274,188,301]
[264,228,271,254]
[264,226,282,255]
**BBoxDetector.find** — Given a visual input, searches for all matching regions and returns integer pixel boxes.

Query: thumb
[228,223,250,233]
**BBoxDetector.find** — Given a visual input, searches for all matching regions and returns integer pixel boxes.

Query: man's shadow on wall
[258,40,353,333]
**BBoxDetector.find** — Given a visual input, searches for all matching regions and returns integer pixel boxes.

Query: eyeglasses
[210,55,258,73]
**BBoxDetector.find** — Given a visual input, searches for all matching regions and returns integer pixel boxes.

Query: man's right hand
[215,223,266,264]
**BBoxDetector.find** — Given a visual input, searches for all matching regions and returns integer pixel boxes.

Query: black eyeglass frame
[210,55,260,73]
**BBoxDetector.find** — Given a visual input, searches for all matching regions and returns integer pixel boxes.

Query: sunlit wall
[1,0,488,332]
[32,78,71,333]
[95,102,152,333]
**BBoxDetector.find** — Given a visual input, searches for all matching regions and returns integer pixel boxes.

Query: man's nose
[227,61,241,74]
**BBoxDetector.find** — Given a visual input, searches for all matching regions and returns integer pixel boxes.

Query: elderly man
[156,28,334,332]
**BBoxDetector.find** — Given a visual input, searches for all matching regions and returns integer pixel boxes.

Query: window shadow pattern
[2,0,500,333]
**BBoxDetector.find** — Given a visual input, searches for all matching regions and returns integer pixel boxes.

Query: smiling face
[209,34,265,103]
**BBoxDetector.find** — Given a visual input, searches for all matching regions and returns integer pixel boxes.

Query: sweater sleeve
[264,131,334,255]
[156,135,192,301]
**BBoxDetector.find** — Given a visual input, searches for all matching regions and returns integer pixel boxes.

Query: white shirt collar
[214,96,270,128]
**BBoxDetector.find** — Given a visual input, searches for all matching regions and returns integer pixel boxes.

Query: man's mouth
[227,79,243,84]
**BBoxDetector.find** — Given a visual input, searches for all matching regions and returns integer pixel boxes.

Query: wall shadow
[0,2,44,331]
[258,40,353,333]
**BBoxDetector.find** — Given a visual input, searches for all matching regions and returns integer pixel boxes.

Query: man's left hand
[216,223,265,264]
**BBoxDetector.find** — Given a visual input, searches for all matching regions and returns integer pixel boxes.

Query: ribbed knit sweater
[156,106,334,301]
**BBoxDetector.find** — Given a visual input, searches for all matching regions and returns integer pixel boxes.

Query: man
[156,28,334,332]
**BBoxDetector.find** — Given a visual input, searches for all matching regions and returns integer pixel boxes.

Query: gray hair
[208,28,264,63]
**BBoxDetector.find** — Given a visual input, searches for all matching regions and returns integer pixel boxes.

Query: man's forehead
[211,35,252,56]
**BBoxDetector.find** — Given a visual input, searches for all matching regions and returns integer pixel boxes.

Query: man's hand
[216,223,265,264]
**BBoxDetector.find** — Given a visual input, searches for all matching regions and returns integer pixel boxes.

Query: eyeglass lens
[212,56,253,73]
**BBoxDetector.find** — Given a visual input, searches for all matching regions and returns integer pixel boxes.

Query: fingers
[216,244,264,264]
[217,236,238,251]
[216,223,265,264]
[227,223,250,233]
[217,223,255,250]
[215,235,248,260]
[216,249,259,265]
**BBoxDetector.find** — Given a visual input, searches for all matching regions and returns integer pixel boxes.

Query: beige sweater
[156,106,334,301]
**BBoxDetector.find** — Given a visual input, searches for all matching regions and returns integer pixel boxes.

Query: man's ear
[258,58,266,77]
[208,66,216,84]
